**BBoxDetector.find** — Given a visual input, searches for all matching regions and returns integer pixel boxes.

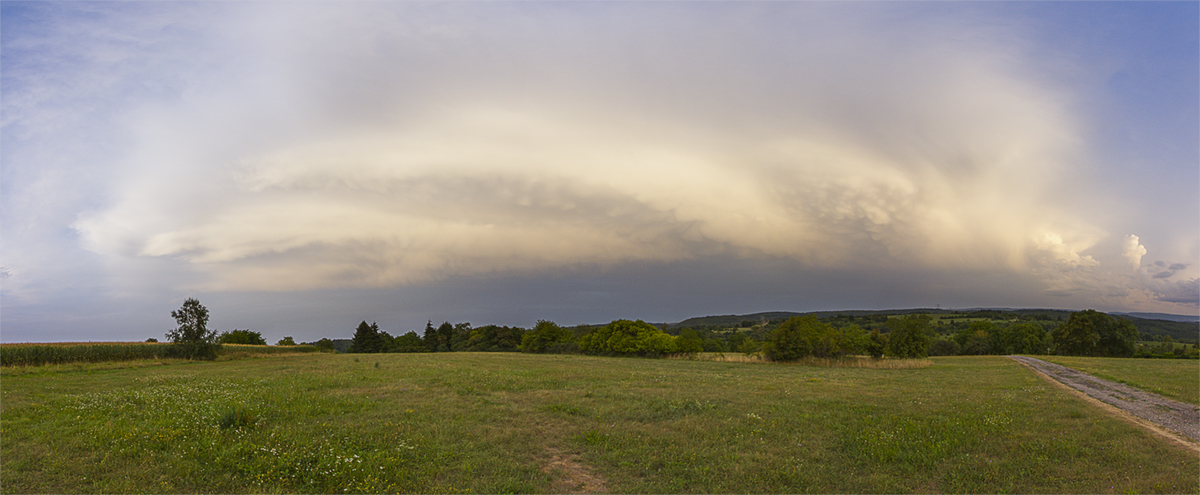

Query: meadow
[2,353,1196,494]
[1036,355,1199,405]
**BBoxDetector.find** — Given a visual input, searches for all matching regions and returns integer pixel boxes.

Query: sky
[2,1,1197,343]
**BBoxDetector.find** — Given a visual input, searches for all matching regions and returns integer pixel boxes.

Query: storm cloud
[3,2,1196,341]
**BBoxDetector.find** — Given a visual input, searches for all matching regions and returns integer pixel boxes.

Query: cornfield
[0,342,322,367]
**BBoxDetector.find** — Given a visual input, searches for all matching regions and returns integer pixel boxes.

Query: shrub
[865,330,886,359]
[217,329,266,345]
[928,338,960,356]
[578,320,679,356]
[217,407,256,429]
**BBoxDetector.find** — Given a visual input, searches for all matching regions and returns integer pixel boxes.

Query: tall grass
[0,342,322,367]
[674,352,933,369]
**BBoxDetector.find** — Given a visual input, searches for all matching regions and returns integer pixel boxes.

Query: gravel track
[1009,355,1199,444]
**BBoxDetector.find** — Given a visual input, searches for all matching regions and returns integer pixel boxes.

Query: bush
[546,341,580,354]
[578,320,679,356]
[218,407,256,429]
[928,338,960,356]
[217,329,266,345]
[865,330,886,359]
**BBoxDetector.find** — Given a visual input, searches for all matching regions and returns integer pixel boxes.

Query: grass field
[2,353,1196,493]
[1036,355,1200,406]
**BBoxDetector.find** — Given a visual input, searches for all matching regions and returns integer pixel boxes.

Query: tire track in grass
[1010,355,1199,451]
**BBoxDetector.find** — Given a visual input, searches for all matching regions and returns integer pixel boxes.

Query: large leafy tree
[885,314,932,358]
[763,316,817,361]
[520,320,573,353]
[393,331,428,353]
[167,298,219,359]
[578,319,678,356]
[1052,310,1137,357]
[168,298,216,344]
[763,316,865,361]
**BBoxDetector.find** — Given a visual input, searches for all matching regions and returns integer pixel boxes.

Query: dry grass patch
[542,447,607,494]
[677,352,932,369]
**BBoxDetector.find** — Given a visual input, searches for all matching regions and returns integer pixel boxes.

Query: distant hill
[670,308,954,329]
[1111,312,1199,323]
[668,308,1198,343]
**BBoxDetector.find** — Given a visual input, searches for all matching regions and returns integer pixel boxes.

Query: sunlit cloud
[65,3,1106,295]
[4,2,1197,342]
[1122,234,1147,269]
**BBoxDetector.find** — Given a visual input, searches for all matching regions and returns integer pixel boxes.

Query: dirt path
[1010,355,1199,449]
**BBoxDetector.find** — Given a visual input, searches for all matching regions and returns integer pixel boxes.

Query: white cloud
[54,3,1103,293]
[6,2,1194,318]
[1122,234,1147,268]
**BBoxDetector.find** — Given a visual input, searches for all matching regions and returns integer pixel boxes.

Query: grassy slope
[1035,355,1200,406]
[1,354,1195,494]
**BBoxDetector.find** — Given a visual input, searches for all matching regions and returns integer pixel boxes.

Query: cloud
[1122,234,1147,268]
[7,2,1194,321]
[54,3,1103,294]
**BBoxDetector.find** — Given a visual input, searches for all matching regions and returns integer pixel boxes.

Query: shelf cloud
[3,2,1196,340]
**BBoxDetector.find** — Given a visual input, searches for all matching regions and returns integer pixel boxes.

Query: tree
[865,330,886,359]
[436,322,454,352]
[578,319,679,356]
[349,321,385,353]
[520,320,573,353]
[167,298,219,360]
[422,320,437,351]
[276,336,296,346]
[218,329,267,345]
[450,322,472,351]
[676,329,705,355]
[885,315,932,358]
[1052,310,1137,357]
[393,331,428,353]
[314,338,336,352]
[764,316,864,361]
[1001,323,1048,355]
[763,316,818,361]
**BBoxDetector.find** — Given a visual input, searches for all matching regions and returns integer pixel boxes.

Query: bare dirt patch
[542,447,608,494]
[1010,355,1199,452]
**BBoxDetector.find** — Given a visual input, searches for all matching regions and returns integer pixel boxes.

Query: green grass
[1036,355,1200,406]
[2,354,1196,493]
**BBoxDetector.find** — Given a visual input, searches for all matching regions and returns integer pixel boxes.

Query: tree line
[345,309,1196,361]
[161,297,1197,362]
